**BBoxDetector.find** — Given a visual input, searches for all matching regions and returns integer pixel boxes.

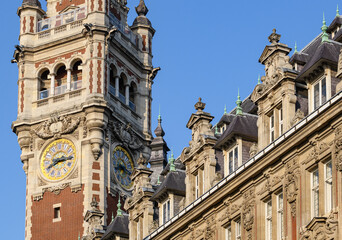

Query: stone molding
[284,157,300,217]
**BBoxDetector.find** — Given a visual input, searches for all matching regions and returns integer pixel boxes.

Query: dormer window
[270,113,275,142]
[279,106,283,135]
[313,78,327,110]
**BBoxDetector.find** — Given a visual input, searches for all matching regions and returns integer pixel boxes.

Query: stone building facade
[12,1,342,240]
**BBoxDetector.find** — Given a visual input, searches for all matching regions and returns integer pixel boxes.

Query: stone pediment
[186,112,214,129]
[59,5,81,14]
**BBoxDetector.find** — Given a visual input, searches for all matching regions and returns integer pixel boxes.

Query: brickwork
[105,189,124,226]
[56,0,85,12]
[35,49,86,69]
[31,185,84,240]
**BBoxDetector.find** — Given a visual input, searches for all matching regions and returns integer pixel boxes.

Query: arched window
[39,69,50,99]
[109,64,117,96]
[119,73,127,103]
[71,60,82,90]
[129,82,137,111]
[55,65,67,95]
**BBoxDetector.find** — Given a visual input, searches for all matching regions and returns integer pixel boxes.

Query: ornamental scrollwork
[242,188,255,240]
[110,121,143,151]
[335,126,342,171]
[43,182,71,195]
[32,113,81,140]
[284,157,300,217]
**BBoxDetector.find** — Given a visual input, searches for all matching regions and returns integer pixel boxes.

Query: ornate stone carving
[43,182,71,195]
[219,198,239,222]
[204,215,216,240]
[68,168,79,180]
[32,113,81,140]
[242,188,255,240]
[249,143,258,157]
[258,173,271,196]
[37,176,47,186]
[110,121,144,151]
[335,126,342,171]
[33,193,43,201]
[300,211,338,240]
[284,157,300,217]
[71,184,82,193]
[290,109,305,127]
[148,220,159,234]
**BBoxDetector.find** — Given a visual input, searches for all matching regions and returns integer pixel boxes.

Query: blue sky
[0,0,340,238]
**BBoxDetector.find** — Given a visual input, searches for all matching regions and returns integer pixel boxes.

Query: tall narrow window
[313,78,327,110]
[236,220,241,240]
[137,220,140,240]
[266,200,272,240]
[228,151,233,174]
[325,161,333,213]
[277,193,284,240]
[162,199,170,224]
[228,146,239,175]
[195,173,199,199]
[226,225,232,240]
[279,107,283,135]
[312,169,319,217]
[54,207,60,219]
[270,113,275,142]
[202,169,205,194]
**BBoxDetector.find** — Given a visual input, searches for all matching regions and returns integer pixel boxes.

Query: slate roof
[22,0,41,7]
[160,157,185,176]
[327,16,342,33]
[214,114,258,148]
[102,214,129,240]
[150,171,186,201]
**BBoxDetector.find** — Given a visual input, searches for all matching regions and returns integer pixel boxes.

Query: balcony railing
[39,81,82,100]
[37,7,86,32]
[119,92,126,103]
[109,85,116,96]
[129,101,136,112]
[109,13,138,46]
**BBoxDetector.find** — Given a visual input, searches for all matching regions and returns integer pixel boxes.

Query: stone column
[125,84,130,105]
[115,76,119,97]
[50,73,55,96]
[66,68,71,91]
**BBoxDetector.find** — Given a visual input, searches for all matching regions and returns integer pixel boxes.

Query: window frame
[277,192,284,240]
[236,219,241,240]
[162,199,171,224]
[312,77,327,110]
[265,199,272,240]
[324,160,333,214]
[311,168,319,218]
[269,112,275,143]
[227,146,239,175]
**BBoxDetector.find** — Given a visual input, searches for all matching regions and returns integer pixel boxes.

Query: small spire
[294,42,298,53]
[257,75,261,84]
[78,233,80,240]
[215,125,219,135]
[236,89,243,115]
[224,105,227,114]
[111,212,114,222]
[169,150,176,172]
[136,0,149,16]
[337,4,340,17]
[117,197,123,217]
[321,12,329,43]
[157,175,161,184]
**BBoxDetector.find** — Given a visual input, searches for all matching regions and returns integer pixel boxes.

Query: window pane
[325,161,333,213]
[226,226,231,240]
[314,83,320,109]
[266,201,272,240]
[229,152,233,174]
[278,193,284,239]
[312,169,319,217]
[234,147,239,170]
[321,78,326,104]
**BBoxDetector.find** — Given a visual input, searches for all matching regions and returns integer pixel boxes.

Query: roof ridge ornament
[117,197,123,217]
[257,75,261,84]
[337,4,340,17]
[236,89,243,115]
[136,0,149,16]
[268,28,281,44]
[321,12,329,43]
[169,150,176,172]
[294,42,298,53]
[224,105,227,114]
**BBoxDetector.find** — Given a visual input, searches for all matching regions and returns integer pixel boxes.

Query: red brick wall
[31,185,84,240]
[56,0,85,12]
[106,189,124,226]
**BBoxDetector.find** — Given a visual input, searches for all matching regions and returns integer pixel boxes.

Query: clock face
[40,139,76,181]
[113,146,134,190]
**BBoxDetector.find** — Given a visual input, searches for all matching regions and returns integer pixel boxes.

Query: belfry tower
[12,0,159,239]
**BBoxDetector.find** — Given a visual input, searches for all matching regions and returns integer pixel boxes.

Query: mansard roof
[214,113,258,148]
[327,16,342,33]
[150,171,186,202]
[296,40,341,80]
[161,157,185,175]
[102,214,129,239]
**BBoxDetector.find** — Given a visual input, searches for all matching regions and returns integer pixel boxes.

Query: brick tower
[12,0,158,239]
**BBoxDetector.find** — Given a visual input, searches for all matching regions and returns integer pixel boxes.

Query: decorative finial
[268,28,281,44]
[78,233,80,240]
[157,175,161,184]
[257,75,261,84]
[337,4,340,17]
[215,125,219,135]
[111,212,114,222]
[194,97,206,112]
[117,197,123,216]
[135,0,149,16]
[90,197,99,210]
[294,42,298,53]
[322,12,329,43]
[169,150,176,172]
[236,89,243,115]
[137,153,147,168]
[158,105,161,121]
[224,105,227,114]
